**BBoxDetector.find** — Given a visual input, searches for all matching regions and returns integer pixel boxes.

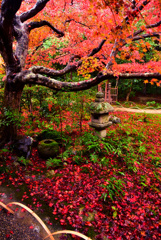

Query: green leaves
[17,156,31,166]
[46,157,62,168]
[112,206,118,218]
[0,108,23,128]
[101,177,125,201]
[43,38,53,49]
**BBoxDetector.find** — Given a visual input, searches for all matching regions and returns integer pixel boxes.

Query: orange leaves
[77,56,101,79]
[140,25,146,31]
[144,79,161,87]
[0,57,5,74]
[145,42,151,49]
[156,82,161,87]
[141,231,146,237]
[151,78,158,82]
[142,47,147,52]
[0,68,5,75]
[150,78,161,87]
[144,80,149,84]
[17,0,161,81]
[89,0,124,12]
[159,0,161,9]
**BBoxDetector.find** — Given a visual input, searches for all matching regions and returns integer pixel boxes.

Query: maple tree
[0,0,161,143]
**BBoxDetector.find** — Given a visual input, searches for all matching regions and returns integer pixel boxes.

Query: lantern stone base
[88,121,112,130]
[88,121,113,139]
[95,129,107,139]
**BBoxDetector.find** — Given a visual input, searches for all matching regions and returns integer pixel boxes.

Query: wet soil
[0,208,42,240]
[0,186,60,240]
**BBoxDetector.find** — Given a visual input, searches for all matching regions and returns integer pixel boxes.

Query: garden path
[114,106,161,114]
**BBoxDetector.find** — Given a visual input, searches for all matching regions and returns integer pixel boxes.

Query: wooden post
[105,81,108,102]
[108,83,112,103]
[98,84,102,92]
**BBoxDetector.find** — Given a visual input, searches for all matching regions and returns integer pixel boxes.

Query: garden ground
[0,106,161,240]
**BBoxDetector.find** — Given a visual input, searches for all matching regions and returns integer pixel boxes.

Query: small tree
[0,0,160,144]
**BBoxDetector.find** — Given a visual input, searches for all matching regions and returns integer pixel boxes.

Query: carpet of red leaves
[0,110,161,240]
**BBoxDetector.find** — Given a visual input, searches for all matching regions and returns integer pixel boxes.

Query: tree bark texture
[0,77,24,144]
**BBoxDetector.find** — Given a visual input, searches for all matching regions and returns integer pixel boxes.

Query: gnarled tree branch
[1,0,22,19]
[88,39,107,57]
[30,63,78,77]
[64,19,92,29]
[147,20,161,29]
[20,0,50,23]
[132,20,161,37]
[13,17,29,68]
[15,70,161,92]
[132,32,161,41]
[0,0,23,73]
[28,20,64,37]
[125,0,151,23]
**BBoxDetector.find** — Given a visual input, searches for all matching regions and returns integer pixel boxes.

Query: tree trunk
[126,81,133,102]
[126,89,132,102]
[0,76,24,145]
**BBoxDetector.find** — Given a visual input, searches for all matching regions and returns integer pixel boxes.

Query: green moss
[37,129,71,148]
[38,139,59,159]
[39,139,58,147]
[89,102,114,113]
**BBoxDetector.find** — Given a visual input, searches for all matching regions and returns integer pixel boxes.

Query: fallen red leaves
[0,110,161,239]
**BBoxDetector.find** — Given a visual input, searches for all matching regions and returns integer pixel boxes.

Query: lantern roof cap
[89,92,114,114]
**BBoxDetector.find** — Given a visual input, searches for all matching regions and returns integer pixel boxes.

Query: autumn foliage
[17,0,161,84]
[0,0,160,83]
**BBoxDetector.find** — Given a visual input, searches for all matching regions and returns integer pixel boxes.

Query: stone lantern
[88,92,114,139]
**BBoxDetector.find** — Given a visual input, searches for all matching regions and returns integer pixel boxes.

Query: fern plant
[101,177,125,201]
[46,157,62,168]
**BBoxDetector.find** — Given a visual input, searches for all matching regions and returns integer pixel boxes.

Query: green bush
[46,157,63,168]
[0,108,23,128]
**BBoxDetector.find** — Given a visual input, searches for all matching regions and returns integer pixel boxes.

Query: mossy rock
[38,139,59,159]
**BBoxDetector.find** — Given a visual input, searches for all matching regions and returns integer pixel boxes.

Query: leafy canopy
[0,0,161,85]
